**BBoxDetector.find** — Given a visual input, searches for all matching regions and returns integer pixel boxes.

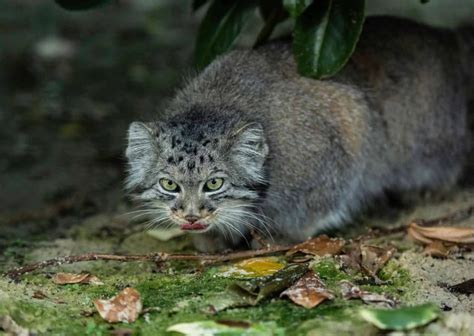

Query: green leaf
[194,0,257,70]
[293,0,365,78]
[283,0,312,18]
[167,321,285,336]
[192,0,210,12]
[359,303,440,331]
[54,0,111,10]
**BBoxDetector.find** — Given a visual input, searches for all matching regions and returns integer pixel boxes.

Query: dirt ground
[1,1,473,335]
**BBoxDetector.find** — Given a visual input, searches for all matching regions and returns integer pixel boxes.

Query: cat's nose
[184,215,200,223]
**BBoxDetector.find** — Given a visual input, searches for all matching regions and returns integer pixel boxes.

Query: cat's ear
[230,123,269,183]
[125,121,159,190]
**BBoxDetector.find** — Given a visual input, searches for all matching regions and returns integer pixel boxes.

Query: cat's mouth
[180,222,209,231]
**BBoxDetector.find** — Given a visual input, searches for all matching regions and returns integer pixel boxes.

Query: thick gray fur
[126,17,472,252]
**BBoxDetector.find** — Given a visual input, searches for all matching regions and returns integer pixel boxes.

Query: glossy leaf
[194,0,257,69]
[54,0,111,10]
[283,0,312,18]
[359,303,439,331]
[293,0,365,78]
[167,321,285,336]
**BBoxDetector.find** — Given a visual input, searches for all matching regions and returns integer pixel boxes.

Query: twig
[5,245,290,279]
[6,204,474,279]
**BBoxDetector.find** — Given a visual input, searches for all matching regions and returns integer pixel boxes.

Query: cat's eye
[204,178,224,192]
[159,178,179,192]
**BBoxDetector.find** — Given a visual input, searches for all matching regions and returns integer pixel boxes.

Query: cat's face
[125,116,268,237]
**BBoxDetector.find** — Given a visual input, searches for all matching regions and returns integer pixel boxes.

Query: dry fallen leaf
[408,222,474,245]
[280,271,334,308]
[52,272,104,285]
[423,241,449,258]
[287,235,346,257]
[32,290,48,299]
[341,243,396,280]
[94,287,142,323]
[339,280,396,307]
[360,245,396,279]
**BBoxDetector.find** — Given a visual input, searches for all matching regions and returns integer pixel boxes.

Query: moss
[361,259,412,298]
[0,261,369,335]
[0,245,422,335]
[311,257,351,287]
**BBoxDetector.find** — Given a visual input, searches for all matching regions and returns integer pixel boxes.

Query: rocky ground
[1,1,473,335]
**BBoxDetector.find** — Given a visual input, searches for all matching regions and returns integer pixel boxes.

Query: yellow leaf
[235,257,285,276]
[219,257,285,278]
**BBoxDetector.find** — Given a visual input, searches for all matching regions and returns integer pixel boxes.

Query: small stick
[5,245,290,278]
[6,204,474,278]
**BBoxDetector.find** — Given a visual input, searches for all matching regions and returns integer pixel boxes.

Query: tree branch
[5,204,474,279]
[5,245,290,278]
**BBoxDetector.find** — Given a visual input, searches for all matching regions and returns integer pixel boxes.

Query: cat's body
[126,17,473,252]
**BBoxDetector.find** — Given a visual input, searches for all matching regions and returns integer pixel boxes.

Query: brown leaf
[423,241,449,258]
[339,280,396,307]
[280,271,334,308]
[216,320,251,328]
[94,287,142,323]
[408,222,474,245]
[32,290,48,299]
[287,235,345,257]
[52,272,104,285]
[111,329,134,336]
[339,244,396,281]
[360,245,396,278]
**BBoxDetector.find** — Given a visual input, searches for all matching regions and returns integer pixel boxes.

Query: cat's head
[125,113,268,236]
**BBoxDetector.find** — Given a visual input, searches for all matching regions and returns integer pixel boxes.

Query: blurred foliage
[55,0,367,79]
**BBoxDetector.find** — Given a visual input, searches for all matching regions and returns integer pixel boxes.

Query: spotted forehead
[158,125,223,176]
